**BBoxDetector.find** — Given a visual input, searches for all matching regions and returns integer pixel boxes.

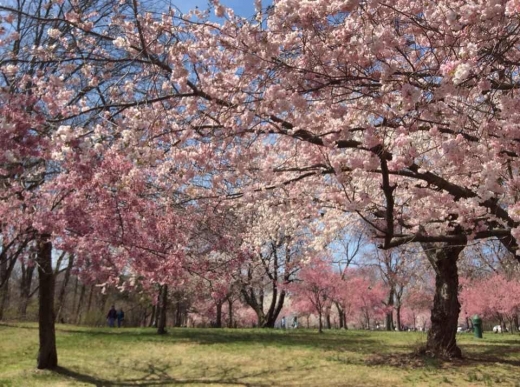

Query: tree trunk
[149,304,156,327]
[174,300,182,327]
[396,305,402,331]
[36,235,58,370]
[0,280,9,321]
[227,298,233,328]
[385,287,395,331]
[262,288,286,328]
[335,303,344,329]
[70,276,79,320]
[75,284,86,324]
[157,284,168,334]
[423,243,464,359]
[318,312,323,333]
[86,285,94,315]
[56,254,74,323]
[19,260,36,319]
[215,300,222,328]
[325,307,332,329]
[0,236,29,320]
[0,246,9,320]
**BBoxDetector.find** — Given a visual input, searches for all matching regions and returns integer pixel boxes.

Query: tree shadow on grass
[364,341,520,371]
[57,327,384,354]
[461,343,520,367]
[54,361,316,387]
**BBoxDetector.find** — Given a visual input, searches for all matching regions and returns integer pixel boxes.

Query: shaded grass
[1,323,520,386]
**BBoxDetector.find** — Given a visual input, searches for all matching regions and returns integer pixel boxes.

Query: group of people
[280,316,298,329]
[106,305,125,327]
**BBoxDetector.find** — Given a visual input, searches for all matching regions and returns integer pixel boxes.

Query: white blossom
[47,28,61,39]
[453,63,472,85]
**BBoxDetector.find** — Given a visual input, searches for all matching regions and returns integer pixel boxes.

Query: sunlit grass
[1,323,519,386]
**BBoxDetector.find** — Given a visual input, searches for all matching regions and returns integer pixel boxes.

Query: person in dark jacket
[117,308,125,328]
[107,305,117,327]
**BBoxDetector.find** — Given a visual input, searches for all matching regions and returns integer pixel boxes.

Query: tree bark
[148,304,156,327]
[157,284,168,334]
[19,259,36,319]
[85,284,94,323]
[70,276,79,320]
[318,312,323,333]
[263,289,286,328]
[227,298,233,328]
[75,283,86,324]
[385,287,395,331]
[0,242,10,321]
[0,284,8,321]
[0,237,28,320]
[36,234,58,370]
[174,300,182,327]
[396,304,402,331]
[55,254,74,323]
[215,300,222,328]
[335,303,344,329]
[422,242,464,359]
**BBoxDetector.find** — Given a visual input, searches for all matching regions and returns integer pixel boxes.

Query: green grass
[1,323,520,386]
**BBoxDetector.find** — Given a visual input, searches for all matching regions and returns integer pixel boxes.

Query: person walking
[107,305,117,327]
[117,308,125,328]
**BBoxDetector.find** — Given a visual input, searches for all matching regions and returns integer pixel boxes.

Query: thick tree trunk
[335,303,344,329]
[423,243,464,359]
[396,305,402,331]
[157,284,168,334]
[215,301,222,328]
[385,311,394,331]
[56,254,74,323]
[261,288,286,328]
[318,312,323,333]
[325,307,332,329]
[36,235,58,370]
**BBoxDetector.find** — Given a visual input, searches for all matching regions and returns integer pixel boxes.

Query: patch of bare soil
[365,353,427,368]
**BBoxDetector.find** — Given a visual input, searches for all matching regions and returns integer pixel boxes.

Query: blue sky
[176,0,272,18]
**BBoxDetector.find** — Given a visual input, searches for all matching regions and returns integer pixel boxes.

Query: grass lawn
[1,323,520,386]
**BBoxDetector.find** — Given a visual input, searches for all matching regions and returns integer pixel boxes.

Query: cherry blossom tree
[236,202,312,328]
[4,0,520,364]
[460,273,520,333]
[289,256,336,333]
